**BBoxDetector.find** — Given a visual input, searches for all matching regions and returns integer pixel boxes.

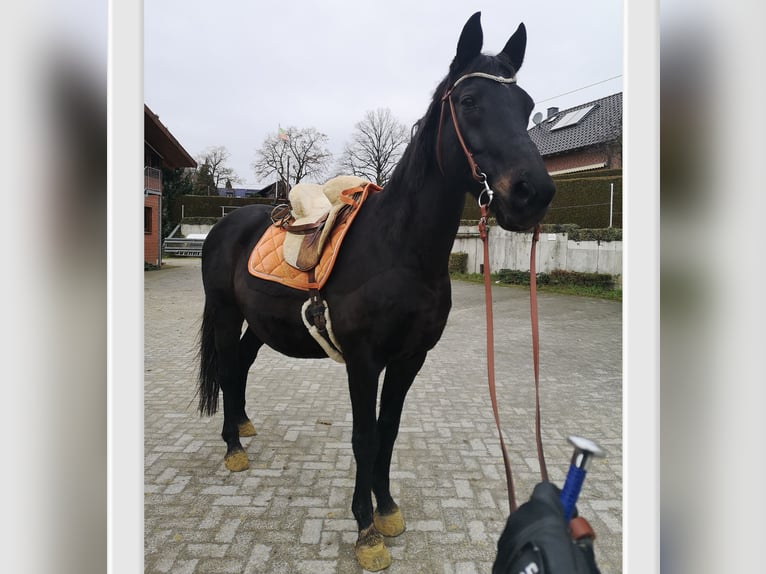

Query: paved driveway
[145,257,622,573]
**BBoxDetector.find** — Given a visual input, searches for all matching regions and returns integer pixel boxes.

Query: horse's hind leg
[212,306,253,472]
[372,352,426,538]
[235,327,262,438]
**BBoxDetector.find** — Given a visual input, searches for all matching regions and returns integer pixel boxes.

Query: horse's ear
[452,12,483,72]
[501,23,527,73]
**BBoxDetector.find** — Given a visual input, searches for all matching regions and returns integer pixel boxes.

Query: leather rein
[437,71,547,514]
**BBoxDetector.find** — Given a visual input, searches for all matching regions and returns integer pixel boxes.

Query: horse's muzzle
[494,176,556,231]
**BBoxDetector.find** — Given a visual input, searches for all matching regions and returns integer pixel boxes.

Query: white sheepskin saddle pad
[282,175,370,270]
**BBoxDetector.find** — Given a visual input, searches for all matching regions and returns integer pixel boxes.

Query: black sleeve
[492,481,601,574]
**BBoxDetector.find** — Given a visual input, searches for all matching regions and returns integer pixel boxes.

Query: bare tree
[192,161,216,196]
[337,108,409,186]
[252,127,333,194]
[197,145,241,189]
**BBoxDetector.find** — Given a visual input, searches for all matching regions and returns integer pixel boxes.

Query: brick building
[528,92,622,176]
[144,105,196,267]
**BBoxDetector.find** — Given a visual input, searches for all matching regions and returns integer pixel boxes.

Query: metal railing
[163,237,204,257]
[162,223,204,257]
[145,166,162,192]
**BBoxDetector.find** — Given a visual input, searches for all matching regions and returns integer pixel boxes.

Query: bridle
[435,70,518,206]
[436,70,548,514]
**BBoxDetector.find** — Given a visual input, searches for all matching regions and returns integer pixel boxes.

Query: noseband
[435,71,517,207]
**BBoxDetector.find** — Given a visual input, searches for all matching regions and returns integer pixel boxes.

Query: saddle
[248,176,381,290]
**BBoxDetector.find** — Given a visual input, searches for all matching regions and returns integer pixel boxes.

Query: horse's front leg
[372,352,427,538]
[346,357,390,571]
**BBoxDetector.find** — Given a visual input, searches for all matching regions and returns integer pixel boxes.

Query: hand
[492,481,600,573]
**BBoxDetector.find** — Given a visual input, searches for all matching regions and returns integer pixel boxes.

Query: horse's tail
[197,300,220,416]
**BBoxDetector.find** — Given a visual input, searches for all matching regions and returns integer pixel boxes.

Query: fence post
[609,183,614,228]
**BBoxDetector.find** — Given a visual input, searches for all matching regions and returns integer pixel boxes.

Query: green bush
[540,223,581,236]
[546,270,614,288]
[565,227,622,242]
[449,252,468,274]
[495,268,614,289]
[495,269,531,285]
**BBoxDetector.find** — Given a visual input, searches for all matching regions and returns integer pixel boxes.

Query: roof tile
[528,92,622,156]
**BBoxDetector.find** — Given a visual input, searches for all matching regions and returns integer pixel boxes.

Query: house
[217,181,288,199]
[144,104,197,267]
[528,92,622,176]
[218,187,257,199]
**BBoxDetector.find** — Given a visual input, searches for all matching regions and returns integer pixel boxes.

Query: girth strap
[303,270,344,362]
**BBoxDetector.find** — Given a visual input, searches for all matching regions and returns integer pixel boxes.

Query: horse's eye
[460,95,476,108]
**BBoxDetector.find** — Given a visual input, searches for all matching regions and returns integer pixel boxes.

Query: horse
[196,12,555,571]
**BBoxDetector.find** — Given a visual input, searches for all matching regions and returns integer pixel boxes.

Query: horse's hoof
[224,449,250,472]
[373,505,405,537]
[238,420,257,437]
[354,526,391,571]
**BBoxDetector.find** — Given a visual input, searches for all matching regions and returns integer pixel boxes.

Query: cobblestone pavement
[145,257,622,574]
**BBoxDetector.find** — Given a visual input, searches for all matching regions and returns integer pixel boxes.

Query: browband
[449,71,517,91]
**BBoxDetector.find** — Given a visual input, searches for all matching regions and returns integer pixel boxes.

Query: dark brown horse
[197,12,555,570]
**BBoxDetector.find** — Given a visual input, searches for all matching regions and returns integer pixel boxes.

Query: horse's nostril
[514,181,532,203]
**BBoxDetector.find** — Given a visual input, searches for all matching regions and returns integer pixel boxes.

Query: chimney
[547,106,559,118]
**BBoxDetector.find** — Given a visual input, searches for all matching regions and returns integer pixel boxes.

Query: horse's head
[436,12,555,231]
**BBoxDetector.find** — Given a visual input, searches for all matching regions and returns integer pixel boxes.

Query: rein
[479,204,546,514]
[438,70,547,513]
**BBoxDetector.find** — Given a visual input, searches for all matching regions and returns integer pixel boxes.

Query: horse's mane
[383,75,450,195]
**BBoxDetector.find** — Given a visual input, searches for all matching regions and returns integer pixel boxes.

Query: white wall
[180,223,213,237]
[452,225,623,276]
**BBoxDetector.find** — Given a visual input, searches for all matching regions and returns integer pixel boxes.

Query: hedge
[540,224,622,242]
[168,195,278,225]
[495,269,615,288]
[544,175,622,228]
[455,221,621,242]
[552,168,623,180]
[459,170,622,229]
[172,174,623,236]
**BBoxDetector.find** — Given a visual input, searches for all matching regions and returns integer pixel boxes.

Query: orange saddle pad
[247,183,380,290]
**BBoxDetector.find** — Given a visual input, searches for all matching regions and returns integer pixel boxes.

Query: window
[145,206,152,233]
[550,105,597,131]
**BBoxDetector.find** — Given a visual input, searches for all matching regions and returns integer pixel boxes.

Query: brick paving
[145,257,622,573]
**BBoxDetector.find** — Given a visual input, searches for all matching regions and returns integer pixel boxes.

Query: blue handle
[560,463,586,522]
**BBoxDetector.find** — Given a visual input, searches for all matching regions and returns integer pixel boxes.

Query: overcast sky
[144,1,623,188]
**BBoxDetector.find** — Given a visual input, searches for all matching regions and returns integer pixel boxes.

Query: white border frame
[107,2,662,572]
[108,1,143,573]
[622,1,659,573]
